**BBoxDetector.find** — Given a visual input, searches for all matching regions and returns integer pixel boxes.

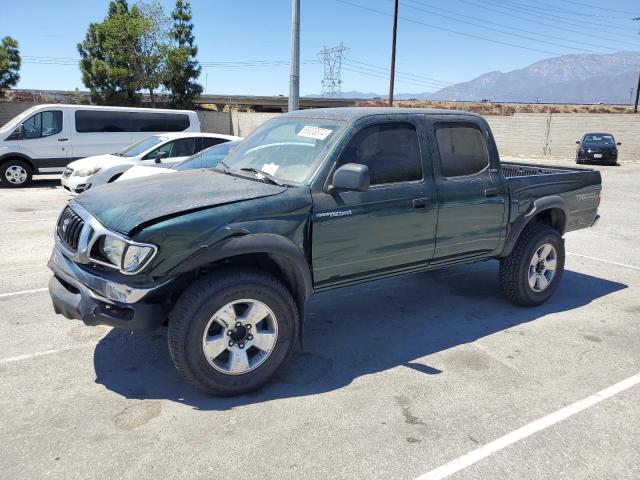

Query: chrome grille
[57,207,85,251]
[62,167,73,179]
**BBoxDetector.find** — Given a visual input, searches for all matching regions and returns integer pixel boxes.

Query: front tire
[499,222,565,307]
[168,269,298,396]
[1,160,32,187]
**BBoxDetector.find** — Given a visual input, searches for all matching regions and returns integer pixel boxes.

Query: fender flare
[501,195,568,258]
[169,233,313,301]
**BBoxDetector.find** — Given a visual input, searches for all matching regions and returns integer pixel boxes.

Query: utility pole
[629,88,634,106]
[635,72,640,113]
[388,0,399,107]
[288,0,300,112]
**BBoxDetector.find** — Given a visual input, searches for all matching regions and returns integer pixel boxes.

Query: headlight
[123,244,154,272]
[102,236,126,266]
[98,235,156,274]
[74,166,102,177]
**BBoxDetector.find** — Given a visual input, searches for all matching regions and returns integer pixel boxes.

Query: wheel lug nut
[226,330,232,336]
[247,334,253,340]
[235,322,242,328]
[239,343,245,349]
[246,324,251,330]
[228,340,234,347]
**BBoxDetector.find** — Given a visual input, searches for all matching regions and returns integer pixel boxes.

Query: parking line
[0,218,57,224]
[414,372,640,480]
[567,252,640,271]
[0,287,48,298]
[0,346,88,365]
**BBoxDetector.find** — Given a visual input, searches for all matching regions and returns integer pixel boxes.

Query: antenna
[318,43,349,97]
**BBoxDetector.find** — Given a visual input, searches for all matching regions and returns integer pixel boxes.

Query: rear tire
[168,268,298,396]
[1,160,32,187]
[499,222,565,307]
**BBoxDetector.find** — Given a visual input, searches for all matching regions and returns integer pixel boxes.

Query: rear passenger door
[312,116,437,285]
[430,118,507,260]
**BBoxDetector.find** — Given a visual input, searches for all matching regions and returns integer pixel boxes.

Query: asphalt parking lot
[1,160,638,480]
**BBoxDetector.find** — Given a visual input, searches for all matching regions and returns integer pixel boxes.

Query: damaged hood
[73,169,286,235]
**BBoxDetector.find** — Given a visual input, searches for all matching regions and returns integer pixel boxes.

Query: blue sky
[1,0,639,96]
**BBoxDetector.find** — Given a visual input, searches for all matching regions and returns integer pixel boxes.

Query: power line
[400,0,606,54]
[555,0,638,16]
[488,0,639,32]
[407,0,629,52]
[336,0,566,56]
[455,0,640,46]
[500,0,634,20]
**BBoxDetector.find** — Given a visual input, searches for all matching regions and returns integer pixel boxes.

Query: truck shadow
[93,263,626,410]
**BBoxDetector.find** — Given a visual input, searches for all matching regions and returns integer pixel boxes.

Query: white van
[0,104,201,187]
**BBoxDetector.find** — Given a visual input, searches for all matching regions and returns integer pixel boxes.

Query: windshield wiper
[239,167,284,186]
[216,160,231,174]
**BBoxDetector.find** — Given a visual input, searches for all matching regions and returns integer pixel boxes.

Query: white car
[61,132,240,194]
[0,104,200,187]
[116,139,243,182]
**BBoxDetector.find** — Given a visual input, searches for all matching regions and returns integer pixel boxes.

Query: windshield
[583,134,614,145]
[173,140,241,171]
[117,135,166,157]
[222,117,344,184]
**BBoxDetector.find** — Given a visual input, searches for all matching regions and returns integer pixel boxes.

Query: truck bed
[501,161,578,178]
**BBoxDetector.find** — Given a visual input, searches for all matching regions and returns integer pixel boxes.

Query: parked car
[576,132,621,165]
[0,104,201,187]
[48,108,602,396]
[61,133,240,194]
[114,139,243,183]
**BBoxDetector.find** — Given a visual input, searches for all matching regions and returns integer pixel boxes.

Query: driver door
[17,109,71,172]
[311,117,437,286]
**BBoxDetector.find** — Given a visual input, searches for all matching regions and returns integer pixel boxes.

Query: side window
[22,111,63,139]
[202,137,227,149]
[131,113,190,132]
[145,138,196,160]
[338,122,422,185]
[435,124,489,177]
[169,137,196,157]
[75,111,130,133]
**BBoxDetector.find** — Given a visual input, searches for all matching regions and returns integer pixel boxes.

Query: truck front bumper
[47,245,172,331]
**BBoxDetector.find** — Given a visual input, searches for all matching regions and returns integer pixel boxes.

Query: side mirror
[616,142,622,146]
[154,151,169,163]
[329,163,370,193]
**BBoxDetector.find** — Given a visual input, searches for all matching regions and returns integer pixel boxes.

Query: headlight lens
[123,245,154,272]
[102,236,126,266]
[74,166,102,177]
[98,235,156,273]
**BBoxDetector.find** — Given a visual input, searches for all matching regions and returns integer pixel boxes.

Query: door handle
[58,138,69,142]
[484,188,498,197]
[413,197,432,208]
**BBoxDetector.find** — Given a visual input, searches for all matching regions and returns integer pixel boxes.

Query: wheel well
[532,208,566,234]
[1,156,34,172]
[197,252,307,312]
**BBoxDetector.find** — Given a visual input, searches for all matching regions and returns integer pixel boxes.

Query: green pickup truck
[48,108,601,395]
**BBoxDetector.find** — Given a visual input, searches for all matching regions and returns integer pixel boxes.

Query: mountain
[429,51,640,104]
[309,51,640,104]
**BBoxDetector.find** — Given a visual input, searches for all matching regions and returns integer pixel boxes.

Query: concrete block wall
[3,101,638,161]
[485,113,640,161]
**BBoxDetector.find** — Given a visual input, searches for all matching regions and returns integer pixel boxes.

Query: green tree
[78,0,151,106]
[164,0,202,108]
[136,1,169,107]
[0,36,21,96]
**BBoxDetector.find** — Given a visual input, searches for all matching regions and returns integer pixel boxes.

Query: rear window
[131,112,190,132]
[435,124,489,177]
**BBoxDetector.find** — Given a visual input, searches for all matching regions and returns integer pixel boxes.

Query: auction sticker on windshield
[297,126,333,140]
